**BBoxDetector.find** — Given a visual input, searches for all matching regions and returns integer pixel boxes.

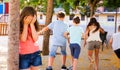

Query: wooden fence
[0,24,46,36]
[0,23,8,36]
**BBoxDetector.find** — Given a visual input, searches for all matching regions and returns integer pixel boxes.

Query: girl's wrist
[24,24,29,28]
[30,23,34,26]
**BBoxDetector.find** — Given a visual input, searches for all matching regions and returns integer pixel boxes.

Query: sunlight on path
[111,54,120,68]
[0,36,119,70]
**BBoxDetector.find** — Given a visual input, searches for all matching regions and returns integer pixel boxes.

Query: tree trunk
[90,5,94,17]
[89,0,100,17]
[115,8,117,33]
[42,0,53,55]
[7,0,20,70]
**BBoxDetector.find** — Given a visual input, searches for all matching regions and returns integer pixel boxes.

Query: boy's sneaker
[61,65,67,70]
[46,66,53,70]
[67,66,73,70]
[46,68,52,70]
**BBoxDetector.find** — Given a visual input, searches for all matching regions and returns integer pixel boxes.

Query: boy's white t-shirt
[112,32,120,50]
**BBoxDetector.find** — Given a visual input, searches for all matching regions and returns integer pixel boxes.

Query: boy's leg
[48,56,55,67]
[72,44,80,70]
[67,44,74,70]
[71,56,74,64]
[69,44,74,65]
[46,45,58,70]
[73,59,78,70]
[60,46,67,69]
[60,46,67,65]
[67,56,73,70]
[62,55,66,66]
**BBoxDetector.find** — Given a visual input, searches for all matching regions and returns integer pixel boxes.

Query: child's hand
[31,15,36,24]
[38,30,43,35]
[24,16,33,25]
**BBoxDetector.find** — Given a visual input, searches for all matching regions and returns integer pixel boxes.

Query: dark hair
[87,18,100,32]
[57,12,65,18]
[73,16,80,24]
[20,6,39,33]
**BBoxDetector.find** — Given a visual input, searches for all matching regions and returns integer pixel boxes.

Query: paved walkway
[0,36,120,70]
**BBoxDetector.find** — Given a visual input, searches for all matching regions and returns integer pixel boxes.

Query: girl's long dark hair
[20,6,39,34]
[87,18,100,33]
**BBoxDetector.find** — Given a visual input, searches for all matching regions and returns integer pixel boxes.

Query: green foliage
[79,0,101,17]
[20,0,47,13]
[20,0,37,9]
[78,0,90,17]
[104,0,120,9]
[73,0,80,8]
[85,6,90,17]
[38,0,47,13]
[63,2,70,15]
[79,5,90,17]
[89,0,100,4]
[70,0,80,9]
[54,0,81,15]
[20,0,101,16]
[54,0,62,8]
[4,0,9,2]
[67,0,74,9]
[59,0,66,3]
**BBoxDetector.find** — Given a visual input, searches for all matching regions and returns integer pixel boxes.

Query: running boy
[38,11,68,70]
[64,16,84,70]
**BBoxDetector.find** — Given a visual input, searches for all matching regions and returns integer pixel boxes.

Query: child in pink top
[19,6,42,70]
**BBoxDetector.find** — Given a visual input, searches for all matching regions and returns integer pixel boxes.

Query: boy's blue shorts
[49,45,67,57]
[70,43,81,59]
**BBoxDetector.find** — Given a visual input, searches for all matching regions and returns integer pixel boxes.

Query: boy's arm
[64,31,69,39]
[64,31,70,43]
[38,26,49,34]
[38,22,54,35]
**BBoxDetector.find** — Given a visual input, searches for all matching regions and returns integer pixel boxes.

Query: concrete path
[0,36,120,70]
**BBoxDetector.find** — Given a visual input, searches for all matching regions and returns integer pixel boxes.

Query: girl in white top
[84,18,104,70]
